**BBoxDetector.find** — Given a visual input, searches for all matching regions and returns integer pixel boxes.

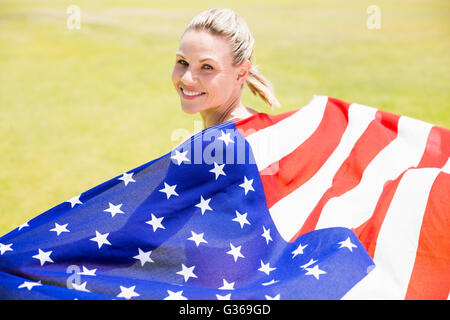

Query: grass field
[0,0,449,235]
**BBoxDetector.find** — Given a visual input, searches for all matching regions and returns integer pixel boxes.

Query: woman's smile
[180,87,206,99]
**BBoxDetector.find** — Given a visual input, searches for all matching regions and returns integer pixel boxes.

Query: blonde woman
[172,8,280,130]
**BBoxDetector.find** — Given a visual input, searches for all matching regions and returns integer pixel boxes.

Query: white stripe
[316,115,433,230]
[442,157,450,173]
[343,167,440,299]
[269,103,377,241]
[246,95,327,171]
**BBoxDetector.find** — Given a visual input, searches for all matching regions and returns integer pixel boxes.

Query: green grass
[0,0,449,235]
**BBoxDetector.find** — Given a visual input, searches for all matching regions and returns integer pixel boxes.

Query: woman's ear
[237,60,251,83]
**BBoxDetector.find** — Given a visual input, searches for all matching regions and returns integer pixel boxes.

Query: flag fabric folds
[0,95,448,300]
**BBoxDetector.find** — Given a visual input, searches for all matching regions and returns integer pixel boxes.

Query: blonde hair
[183,8,280,109]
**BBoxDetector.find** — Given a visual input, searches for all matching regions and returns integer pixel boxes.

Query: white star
[49,223,69,236]
[145,213,165,232]
[66,194,82,208]
[0,242,13,255]
[232,210,250,229]
[18,280,42,291]
[32,249,54,266]
[118,172,135,186]
[218,130,234,147]
[104,202,124,218]
[195,196,212,215]
[164,290,187,300]
[261,226,272,245]
[209,162,226,180]
[90,231,111,249]
[300,258,317,270]
[226,243,244,262]
[216,293,231,300]
[187,231,208,247]
[18,221,29,231]
[117,285,140,300]
[133,248,154,266]
[338,237,358,252]
[176,264,197,283]
[305,264,327,280]
[265,294,280,300]
[170,149,190,166]
[218,279,235,290]
[258,260,276,275]
[159,182,179,199]
[72,281,90,292]
[292,243,308,259]
[239,176,255,195]
[78,266,97,276]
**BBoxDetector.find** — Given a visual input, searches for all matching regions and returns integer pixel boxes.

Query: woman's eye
[177,59,188,66]
[202,64,213,70]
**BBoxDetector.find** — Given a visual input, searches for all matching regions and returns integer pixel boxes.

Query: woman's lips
[180,87,206,100]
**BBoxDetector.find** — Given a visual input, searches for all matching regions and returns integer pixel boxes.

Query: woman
[171,8,280,130]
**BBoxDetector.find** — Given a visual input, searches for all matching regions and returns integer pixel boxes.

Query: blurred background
[0,0,449,235]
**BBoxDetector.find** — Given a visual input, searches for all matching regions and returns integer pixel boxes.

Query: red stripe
[259,97,351,209]
[233,109,298,137]
[417,126,450,168]
[405,172,450,300]
[291,110,401,241]
[353,172,405,258]
[353,124,450,258]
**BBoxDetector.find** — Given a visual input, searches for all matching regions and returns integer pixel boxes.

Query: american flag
[0,95,448,300]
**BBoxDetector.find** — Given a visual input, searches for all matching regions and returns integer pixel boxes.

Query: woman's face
[172,30,246,114]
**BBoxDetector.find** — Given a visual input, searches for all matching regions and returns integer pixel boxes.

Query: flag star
[171,149,190,166]
[32,249,54,266]
[72,281,90,292]
[104,202,124,218]
[49,223,69,236]
[218,279,235,290]
[300,258,317,270]
[145,213,165,232]
[66,194,82,208]
[232,210,250,229]
[187,231,208,247]
[18,221,29,231]
[117,285,140,300]
[226,243,244,262]
[176,264,198,283]
[195,195,212,215]
[159,182,179,199]
[90,231,111,249]
[0,242,13,255]
[18,280,42,291]
[78,266,97,276]
[133,248,154,266]
[164,290,187,300]
[338,237,358,252]
[209,162,226,180]
[261,226,272,245]
[239,176,255,195]
[292,243,308,259]
[218,130,234,147]
[265,294,280,300]
[216,293,231,300]
[258,260,276,275]
[118,172,135,186]
[305,265,327,280]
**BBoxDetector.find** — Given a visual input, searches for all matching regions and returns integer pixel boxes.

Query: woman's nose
[180,68,196,85]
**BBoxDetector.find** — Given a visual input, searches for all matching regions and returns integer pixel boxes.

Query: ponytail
[245,64,280,109]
